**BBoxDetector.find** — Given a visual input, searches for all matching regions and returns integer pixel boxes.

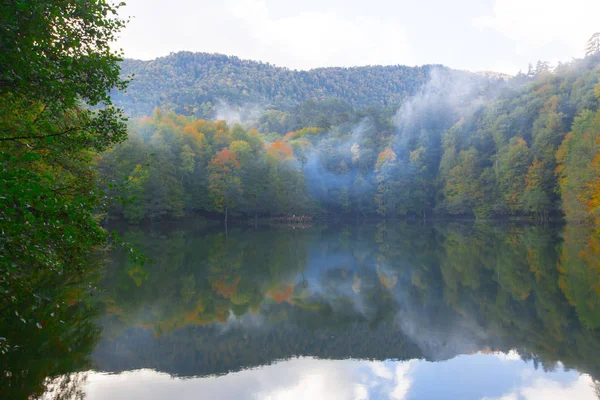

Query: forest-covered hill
[100,53,600,222]
[113,52,491,117]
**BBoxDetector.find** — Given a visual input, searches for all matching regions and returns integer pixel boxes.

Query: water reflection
[0,254,102,399]
[75,356,598,400]
[4,221,600,399]
[95,222,600,379]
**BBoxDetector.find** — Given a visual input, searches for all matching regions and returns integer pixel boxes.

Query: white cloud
[520,374,597,400]
[81,358,417,400]
[112,0,599,74]
[116,0,412,70]
[487,350,522,361]
[83,359,381,400]
[390,361,414,400]
[473,0,600,56]
[368,361,394,380]
[483,373,597,400]
[229,2,412,69]
[255,359,368,400]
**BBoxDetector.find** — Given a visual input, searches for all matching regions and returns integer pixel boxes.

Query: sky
[115,0,600,74]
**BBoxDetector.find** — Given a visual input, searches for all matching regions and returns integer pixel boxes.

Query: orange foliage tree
[208,148,242,222]
[267,139,294,161]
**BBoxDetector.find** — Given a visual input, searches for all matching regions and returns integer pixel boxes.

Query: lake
[6,221,600,399]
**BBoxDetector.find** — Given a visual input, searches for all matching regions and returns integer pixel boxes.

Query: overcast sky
[115,0,599,74]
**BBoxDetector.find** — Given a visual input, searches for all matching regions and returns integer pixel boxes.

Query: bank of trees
[99,112,313,221]
[114,52,477,117]
[437,55,600,221]
[103,52,600,224]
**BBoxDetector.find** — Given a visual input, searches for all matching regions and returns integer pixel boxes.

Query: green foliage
[440,148,484,216]
[208,148,242,217]
[105,52,600,222]
[436,55,600,220]
[556,108,600,222]
[498,137,531,213]
[523,157,552,217]
[95,44,600,223]
[104,96,459,220]
[0,1,137,396]
[0,0,128,108]
[100,114,313,221]
[114,52,467,117]
[103,49,600,222]
[0,265,102,399]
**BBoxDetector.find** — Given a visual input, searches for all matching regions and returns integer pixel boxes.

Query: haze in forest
[3,2,600,399]
[105,43,600,223]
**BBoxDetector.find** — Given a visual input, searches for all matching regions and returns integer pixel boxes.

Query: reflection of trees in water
[98,225,313,336]
[95,221,600,379]
[38,373,88,400]
[4,221,597,396]
[432,222,600,378]
[559,224,600,330]
[0,263,102,399]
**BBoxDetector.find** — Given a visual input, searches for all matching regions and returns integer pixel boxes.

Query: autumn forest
[102,50,600,225]
[3,2,600,398]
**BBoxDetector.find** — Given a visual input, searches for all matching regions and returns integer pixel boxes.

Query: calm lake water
[11,221,600,399]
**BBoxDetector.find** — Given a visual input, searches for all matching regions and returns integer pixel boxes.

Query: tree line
[102,53,600,224]
[114,52,489,118]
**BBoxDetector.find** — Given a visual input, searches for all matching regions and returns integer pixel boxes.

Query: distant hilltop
[474,70,513,80]
[113,51,494,118]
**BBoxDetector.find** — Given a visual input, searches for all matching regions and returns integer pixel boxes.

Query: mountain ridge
[113,51,494,118]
